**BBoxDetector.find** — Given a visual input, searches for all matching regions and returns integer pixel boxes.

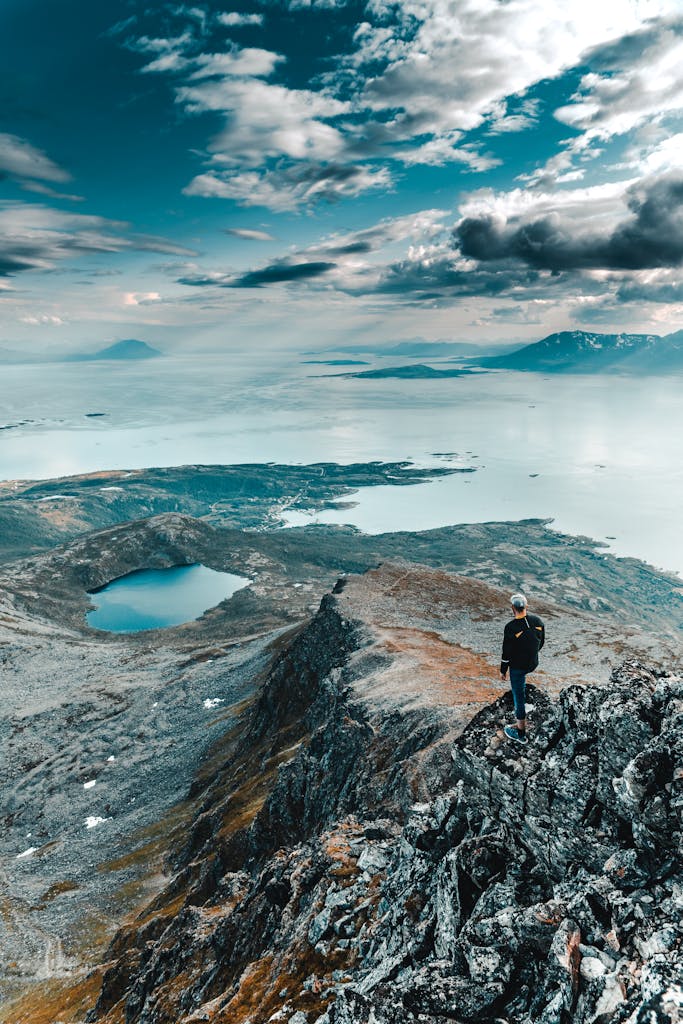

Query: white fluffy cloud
[217,12,264,27]
[353,0,681,150]
[184,162,391,211]
[178,78,349,164]
[125,1,683,217]
[525,18,683,186]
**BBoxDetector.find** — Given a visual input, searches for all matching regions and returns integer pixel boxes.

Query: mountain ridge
[26,563,681,1024]
[477,329,683,373]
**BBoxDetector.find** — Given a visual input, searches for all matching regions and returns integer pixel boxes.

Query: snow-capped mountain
[480,329,683,373]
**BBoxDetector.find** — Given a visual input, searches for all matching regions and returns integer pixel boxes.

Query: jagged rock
[73,574,681,1024]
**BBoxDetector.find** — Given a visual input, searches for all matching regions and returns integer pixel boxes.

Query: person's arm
[536,617,545,650]
[501,623,512,676]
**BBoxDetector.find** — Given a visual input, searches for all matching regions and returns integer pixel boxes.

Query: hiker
[500,593,545,745]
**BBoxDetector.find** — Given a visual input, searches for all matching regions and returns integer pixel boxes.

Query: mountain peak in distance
[67,339,162,362]
[477,329,683,374]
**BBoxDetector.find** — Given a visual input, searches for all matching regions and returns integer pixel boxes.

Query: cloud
[455,172,683,272]
[19,180,85,202]
[224,227,275,241]
[184,162,391,210]
[126,30,195,73]
[187,48,283,79]
[351,1,680,154]
[616,275,683,305]
[118,1,683,218]
[525,17,683,187]
[231,260,336,287]
[217,12,264,27]
[555,21,683,143]
[397,136,500,171]
[179,260,336,287]
[0,203,196,277]
[178,77,348,163]
[176,208,448,292]
[287,0,352,8]
[20,314,65,325]
[0,133,71,184]
[123,291,162,305]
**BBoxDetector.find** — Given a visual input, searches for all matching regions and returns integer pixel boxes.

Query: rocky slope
[7,561,678,1024]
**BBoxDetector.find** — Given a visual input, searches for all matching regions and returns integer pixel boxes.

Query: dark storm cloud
[232,260,336,286]
[455,173,683,272]
[178,260,337,288]
[322,241,373,255]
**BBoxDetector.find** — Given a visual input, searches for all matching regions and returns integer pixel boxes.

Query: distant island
[301,359,369,366]
[64,339,162,362]
[323,363,474,380]
[475,329,683,374]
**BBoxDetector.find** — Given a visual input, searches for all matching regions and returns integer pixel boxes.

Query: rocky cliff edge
[8,564,682,1024]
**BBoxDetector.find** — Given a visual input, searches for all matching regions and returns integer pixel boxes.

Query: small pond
[87,563,250,632]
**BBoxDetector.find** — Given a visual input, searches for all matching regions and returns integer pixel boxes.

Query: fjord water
[2,352,682,577]
[86,564,250,632]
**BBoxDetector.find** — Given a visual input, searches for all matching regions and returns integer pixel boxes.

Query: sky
[2,0,683,354]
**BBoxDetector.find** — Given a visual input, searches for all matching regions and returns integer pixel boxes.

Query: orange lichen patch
[323,825,362,879]
[204,941,356,1024]
[371,625,504,709]
[132,890,187,931]
[33,879,79,907]
[216,778,272,844]
[0,967,106,1024]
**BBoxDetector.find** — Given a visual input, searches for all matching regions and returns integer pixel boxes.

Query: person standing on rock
[500,593,545,745]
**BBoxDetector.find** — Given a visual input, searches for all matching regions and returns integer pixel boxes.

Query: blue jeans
[509,668,527,721]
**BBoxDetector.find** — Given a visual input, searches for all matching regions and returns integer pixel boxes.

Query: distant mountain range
[307,339,521,358]
[477,330,683,373]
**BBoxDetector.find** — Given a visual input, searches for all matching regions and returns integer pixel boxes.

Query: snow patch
[16,847,38,859]
[85,816,109,829]
[203,697,224,710]
[83,780,96,790]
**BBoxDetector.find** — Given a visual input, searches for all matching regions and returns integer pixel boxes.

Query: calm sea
[1,353,681,578]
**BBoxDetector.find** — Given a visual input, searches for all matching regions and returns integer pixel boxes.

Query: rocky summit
[4,557,677,1024]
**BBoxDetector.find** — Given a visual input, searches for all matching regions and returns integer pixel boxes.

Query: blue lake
[86,563,251,632]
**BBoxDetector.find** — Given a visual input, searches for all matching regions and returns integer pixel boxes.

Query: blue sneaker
[504,725,528,745]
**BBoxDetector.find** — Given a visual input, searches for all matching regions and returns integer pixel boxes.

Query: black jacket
[501,613,545,674]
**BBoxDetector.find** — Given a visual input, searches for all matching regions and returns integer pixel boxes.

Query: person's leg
[508,668,527,733]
